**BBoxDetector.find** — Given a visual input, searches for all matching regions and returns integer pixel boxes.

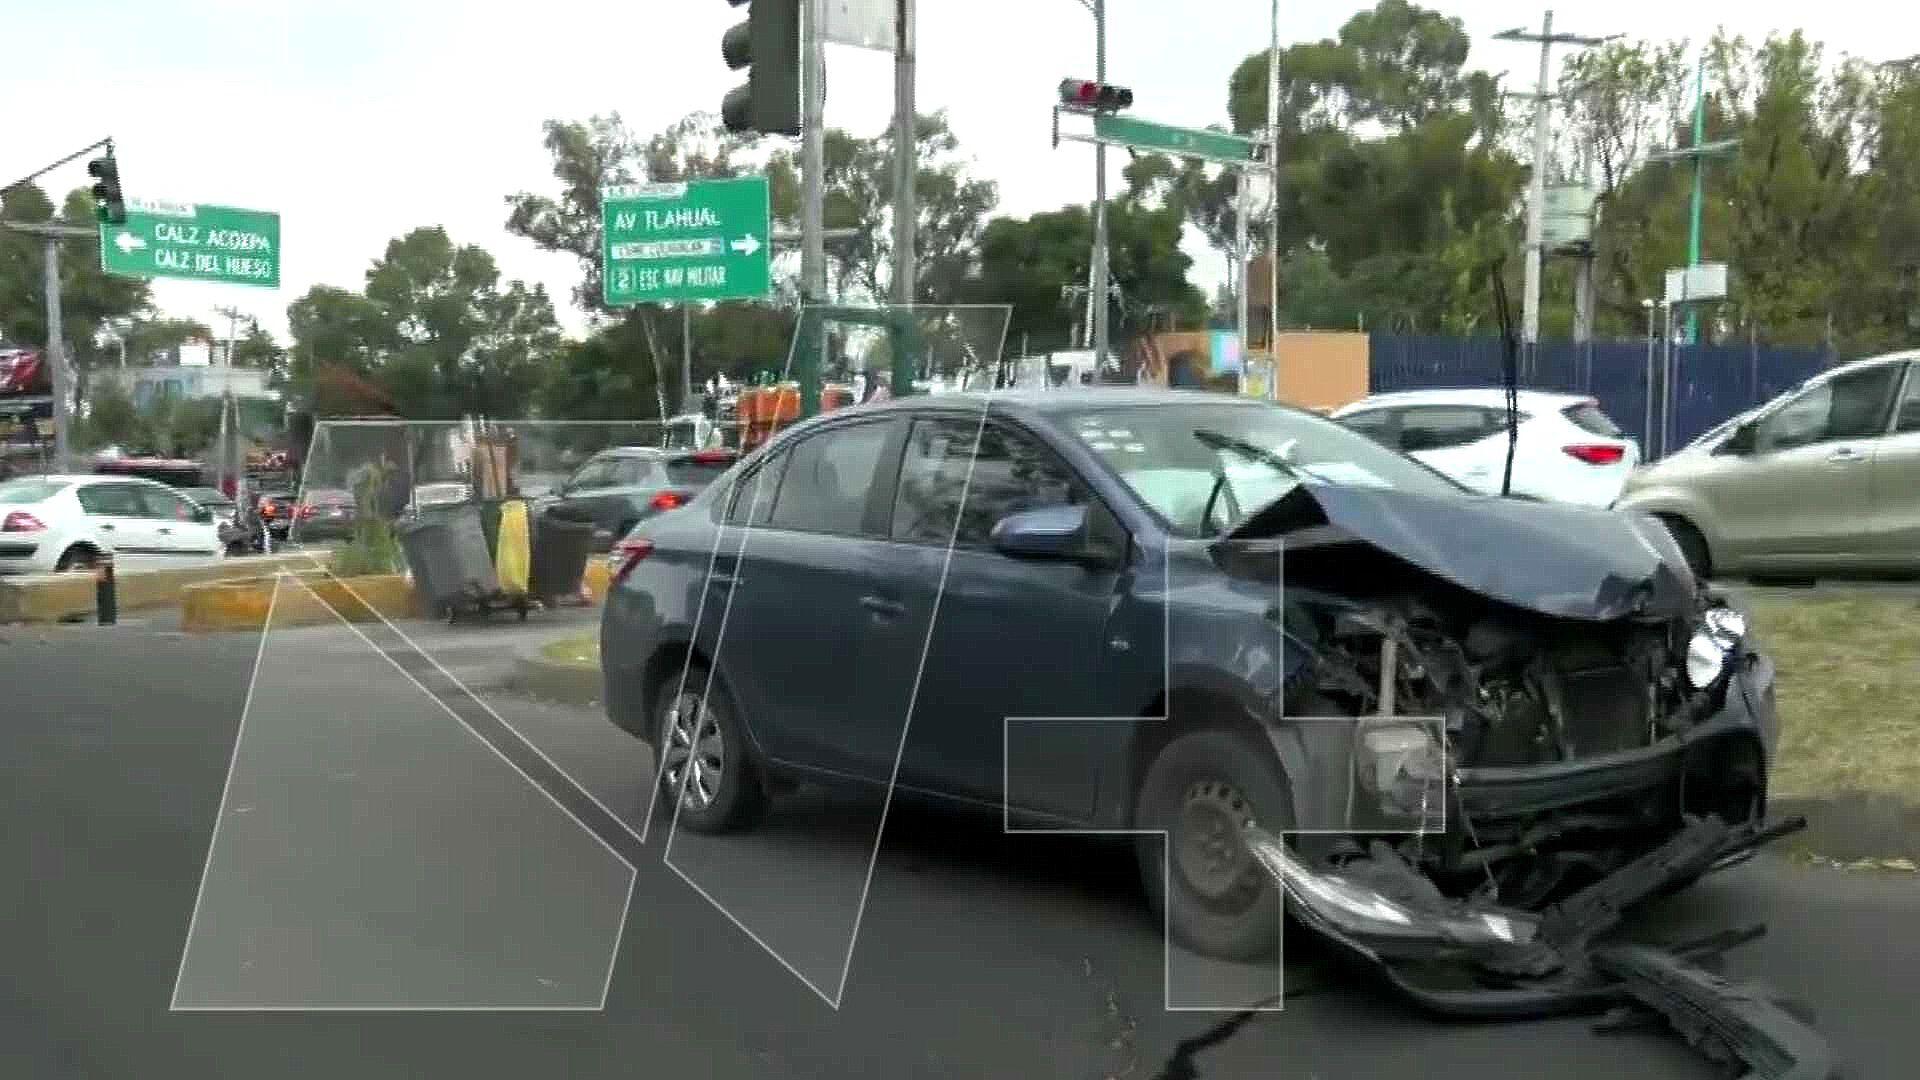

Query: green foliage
[0,184,149,361]
[73,377,140,450]
[285,226,562,419]
[333,458,402,577]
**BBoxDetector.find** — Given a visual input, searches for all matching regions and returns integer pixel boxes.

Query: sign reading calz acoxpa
[601,177,771,306]
[99,199,280,288]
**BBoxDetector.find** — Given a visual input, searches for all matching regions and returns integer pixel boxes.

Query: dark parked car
[253,488,297,541]
[295,486,357,540]
[600,389,1778,961]
[548,446,737,551]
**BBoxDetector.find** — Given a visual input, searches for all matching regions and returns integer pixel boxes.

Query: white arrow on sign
[730,234,762,257]
[114,232,147,254]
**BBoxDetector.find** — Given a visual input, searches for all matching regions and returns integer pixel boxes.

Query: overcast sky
[4,1,1906,345]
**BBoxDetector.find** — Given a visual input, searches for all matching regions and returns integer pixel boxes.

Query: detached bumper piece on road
[1244,814,1842,1079]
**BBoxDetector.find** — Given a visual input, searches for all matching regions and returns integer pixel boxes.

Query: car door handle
[157,527,172,535]
[1827,447,1864,462]
[98,523,115,531]
[859,595,906,618]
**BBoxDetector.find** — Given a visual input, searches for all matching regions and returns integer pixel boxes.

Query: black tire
[1134,728,1295,962]
[54,546,96,573]
[654,662,766,833]
[1659,516,1712,581]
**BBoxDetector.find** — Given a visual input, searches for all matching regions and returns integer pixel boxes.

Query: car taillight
[610,537,654,585]
[296,503,316,519]
[258,499,277,518]
[689,450,736,464]
[1563,443,1626,465]
[650,490,688,511]
[2,511,45,532]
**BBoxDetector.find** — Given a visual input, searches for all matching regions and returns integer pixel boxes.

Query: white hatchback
[0,474,225,574]
[1331,389,1640,507]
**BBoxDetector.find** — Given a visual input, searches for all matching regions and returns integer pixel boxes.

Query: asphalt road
[3,617,1914,1079]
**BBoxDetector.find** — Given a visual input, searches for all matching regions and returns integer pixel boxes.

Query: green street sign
[602,177,771,306]
[1092,114,1261,165]
[99,199,280,288]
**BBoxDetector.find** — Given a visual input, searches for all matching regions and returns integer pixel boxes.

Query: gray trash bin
[399,503,499,619]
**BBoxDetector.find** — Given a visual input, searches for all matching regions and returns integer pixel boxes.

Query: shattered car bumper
[1244,815,1842,1079]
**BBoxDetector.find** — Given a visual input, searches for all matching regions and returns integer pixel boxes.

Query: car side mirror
[991,505,1094,562]
[192,506,214,524]
[1719,421,1758,455]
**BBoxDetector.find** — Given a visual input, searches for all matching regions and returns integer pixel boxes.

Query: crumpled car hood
[1223,482,1697,621]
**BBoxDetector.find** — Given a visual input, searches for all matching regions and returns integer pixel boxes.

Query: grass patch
[1746,592,1920,802]
[539,632,600,670]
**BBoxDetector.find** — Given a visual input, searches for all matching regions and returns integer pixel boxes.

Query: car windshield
[1058,401,1465,537]
[0,478,67,503]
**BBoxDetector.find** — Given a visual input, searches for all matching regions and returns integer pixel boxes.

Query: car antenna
[1489,258,1520,498]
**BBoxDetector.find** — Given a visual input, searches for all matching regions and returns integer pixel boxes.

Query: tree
[74,376,139,450]
[0,184,149,361]
[285,227,562,418]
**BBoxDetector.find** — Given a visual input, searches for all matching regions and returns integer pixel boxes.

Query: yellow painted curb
[0,553,329,624]
[181,572,419,633]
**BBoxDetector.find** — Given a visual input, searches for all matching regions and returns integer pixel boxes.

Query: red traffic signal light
[1058,78,1132,113]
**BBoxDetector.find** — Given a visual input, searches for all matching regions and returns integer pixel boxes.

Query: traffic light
[88,154,125,225]
[1058,79,1133,113]
[721,0,801,136]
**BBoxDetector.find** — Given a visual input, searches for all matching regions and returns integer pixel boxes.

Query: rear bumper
[1455,652,1776,820]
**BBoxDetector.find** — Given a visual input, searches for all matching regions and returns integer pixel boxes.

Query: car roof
[796,387,1306,424]
[37,474,167,487]
[1811,350,1920,382]
[1334,388,1594,413]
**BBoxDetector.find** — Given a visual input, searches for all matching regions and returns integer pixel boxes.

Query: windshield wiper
[1191,428,1305,480]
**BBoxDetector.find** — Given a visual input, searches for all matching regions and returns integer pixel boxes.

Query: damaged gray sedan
[607,390,1816,1067]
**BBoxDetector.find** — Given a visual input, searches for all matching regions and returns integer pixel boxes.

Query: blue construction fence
[1367,335,1829,459]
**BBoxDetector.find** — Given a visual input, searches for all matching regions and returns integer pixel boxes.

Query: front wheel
[1134,729,1294,962]
[655,664,765,833]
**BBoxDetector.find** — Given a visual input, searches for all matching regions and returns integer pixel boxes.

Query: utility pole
[43,238,71,470]
[1265,0,1281,400]
[891,0,916,306]
[1090,0,1110,372]
[1494,13,1616,345]
[801,0,826,302]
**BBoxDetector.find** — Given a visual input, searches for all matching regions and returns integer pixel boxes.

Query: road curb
[507,645,602,706]
[0,552,330,624]
[180,572,419,632]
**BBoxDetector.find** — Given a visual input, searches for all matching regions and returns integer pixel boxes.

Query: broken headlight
[1683,604,1748,690]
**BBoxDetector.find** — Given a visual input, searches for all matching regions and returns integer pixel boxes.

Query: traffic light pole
[801,0,826,302]
[891,0,916,306]
[1090,0,1110,373]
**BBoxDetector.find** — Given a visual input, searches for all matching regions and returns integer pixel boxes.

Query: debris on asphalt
[1242,813,1844,1078]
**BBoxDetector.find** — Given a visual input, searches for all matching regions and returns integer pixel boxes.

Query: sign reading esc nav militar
[99,199,280,288]
[601,176,770,306]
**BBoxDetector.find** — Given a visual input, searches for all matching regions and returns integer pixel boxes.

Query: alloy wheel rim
[1175,779,1260,902]
[661,693,724,810]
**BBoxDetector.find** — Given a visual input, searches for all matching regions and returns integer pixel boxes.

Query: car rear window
[666,456,735,487]
[0,479,67,503]
[1562,402,1624,437]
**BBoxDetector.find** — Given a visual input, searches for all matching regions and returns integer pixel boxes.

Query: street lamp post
[1642,298,1659,456]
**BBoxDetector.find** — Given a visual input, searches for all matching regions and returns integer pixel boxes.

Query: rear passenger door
[1869,362,1920,565]
[131,483,218,554]
[713,417,906,779]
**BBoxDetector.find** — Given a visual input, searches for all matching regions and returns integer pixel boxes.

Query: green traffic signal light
[87,155,125,225]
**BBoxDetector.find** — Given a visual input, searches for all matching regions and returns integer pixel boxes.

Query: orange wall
[1135,330,1371,412]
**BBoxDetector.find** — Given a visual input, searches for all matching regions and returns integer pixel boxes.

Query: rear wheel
[1134,729,1293,962]
[655,663,766,833]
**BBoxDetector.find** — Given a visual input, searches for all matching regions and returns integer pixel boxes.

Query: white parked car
[0,474,225,574]
[1330,389,1640,507]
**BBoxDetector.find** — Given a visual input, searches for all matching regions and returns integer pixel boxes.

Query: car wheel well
[1649,512,1711,576]
[1125,687,1271,825]
[642,641,711,726]
[55,542,101,570]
